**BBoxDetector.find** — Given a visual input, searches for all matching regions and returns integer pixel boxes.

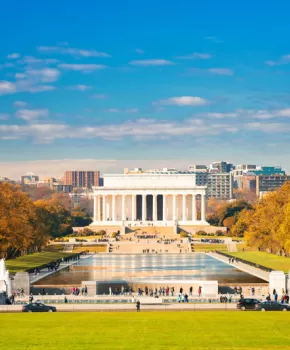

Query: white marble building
[92,172,208,227]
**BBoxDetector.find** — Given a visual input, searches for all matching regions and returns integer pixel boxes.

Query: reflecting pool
[34,253,267,285]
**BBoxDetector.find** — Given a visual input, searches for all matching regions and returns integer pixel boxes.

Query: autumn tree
[71,206,92,227]
[0,183,48,258]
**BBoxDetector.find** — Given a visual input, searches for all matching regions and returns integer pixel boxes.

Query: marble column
[172,194,177,221]
[131,195,135,221]
[163,194,167,221]
[182,194,186,221]
[201,194,206,221]
[122,195,126,221]
[192,194,196,221]
[112,195,116,221]
[98,196,101,221]
[93,195,97,222]
[153,194,157,221]
[102,195,106,221]
[142,194,146,221]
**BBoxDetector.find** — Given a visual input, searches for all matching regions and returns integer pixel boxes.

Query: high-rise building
[196,172,233,200]
[210,161,233,173]
[256,174,290,197]
[21,172,39,186]
[63,171,100,189]
[231,164,257,188]
[188,165,208,172]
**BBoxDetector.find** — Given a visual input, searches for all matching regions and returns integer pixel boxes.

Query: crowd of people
[265,288,290,303]
[107,285,203,298]
[71,286,88,296]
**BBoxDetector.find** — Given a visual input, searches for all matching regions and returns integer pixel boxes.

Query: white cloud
[15,73,26,79]
[58,64,107,72]
[176,52,212,59]
[0,113,9,120]
[27,85,56,93]
[21,56,59,65]
[14,101,27,107]
[92,94,107,99]
[37,46,111,57]
[25,68,60,83]
[203,112,238,118]
[265,54,290,66]
[129,59,174,66]
[0,81,16,94]
[208,68,234,75]
[67,85,91,91]
[157,96,208,106]
[247,122,288,133]
[7,53,20,59]
[136,49,144,54]
[16,109,49,121]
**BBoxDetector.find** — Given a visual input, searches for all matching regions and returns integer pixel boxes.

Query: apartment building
[63,171,100,189]
[196,172,233,200]
[256,174,290,197]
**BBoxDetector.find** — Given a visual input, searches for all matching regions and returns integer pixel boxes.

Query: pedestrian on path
[136,300,141,312]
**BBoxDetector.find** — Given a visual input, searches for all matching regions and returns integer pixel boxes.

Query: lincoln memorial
[91,171,209,228]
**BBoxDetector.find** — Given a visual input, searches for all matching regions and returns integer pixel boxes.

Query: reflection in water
[34,253,266,286]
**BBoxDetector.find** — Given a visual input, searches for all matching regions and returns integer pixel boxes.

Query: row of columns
[94,194,206,222]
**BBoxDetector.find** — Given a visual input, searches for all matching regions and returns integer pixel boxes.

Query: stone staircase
[63,244,74,253]
[227,242,238,252]
[109,241,190,254]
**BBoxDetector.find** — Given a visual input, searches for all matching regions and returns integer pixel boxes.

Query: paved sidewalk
[209,252,270,282]
[0,302,238,313]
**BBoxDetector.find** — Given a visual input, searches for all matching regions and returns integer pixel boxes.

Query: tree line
[0,183,92,259]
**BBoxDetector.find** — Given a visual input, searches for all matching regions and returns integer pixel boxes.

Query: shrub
[179,231,188,238]
[96,230,106,236]
[111,232,119,238]
[215,230,225,236]
[195,230,208,236]
[75,238,87,242]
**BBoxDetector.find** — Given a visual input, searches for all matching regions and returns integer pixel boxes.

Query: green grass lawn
[6,251,76,273]
[192,244,228,252]
[0,312,290,349]
[73,244,107,253]
[228,251,290,273]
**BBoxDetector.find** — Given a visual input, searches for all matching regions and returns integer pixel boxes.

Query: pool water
[34,253,267,285]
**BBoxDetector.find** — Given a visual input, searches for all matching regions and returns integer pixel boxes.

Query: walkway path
[29,254,93,284]
[209,252,270,282]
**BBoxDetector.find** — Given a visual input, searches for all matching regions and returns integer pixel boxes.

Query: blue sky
[1,0,290,177]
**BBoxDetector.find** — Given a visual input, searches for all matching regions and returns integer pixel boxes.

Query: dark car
[255,301,290,311]
[237,298,261,310]
[22,302,57,312]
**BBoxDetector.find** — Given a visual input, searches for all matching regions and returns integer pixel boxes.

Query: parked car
[22,302,57,312]
[256,301,290,311]
[237,298,261,310]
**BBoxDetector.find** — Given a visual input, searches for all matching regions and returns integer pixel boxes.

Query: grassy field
[6,251,76,273]
[228,251,290,272]
[72,244,107,253]
[192,244,228,252]
[0,312,290,349]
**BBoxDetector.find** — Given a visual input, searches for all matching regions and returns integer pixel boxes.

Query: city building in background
[210,161,234,173]
[20,172,39,186]
[231,164,257,189]
[63,171,100,189]
[256,174,290,198]
[196,172,233,200]
[188,165,208,172]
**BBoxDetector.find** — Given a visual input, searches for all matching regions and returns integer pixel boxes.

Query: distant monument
[0,259,12,296]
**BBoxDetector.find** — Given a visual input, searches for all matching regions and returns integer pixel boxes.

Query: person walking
[136,300,141,312]
[251,287,255,296]
[189,286,193,296]
[274,292,278,302]
[29,293,33,303]
[198,286,202,297]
